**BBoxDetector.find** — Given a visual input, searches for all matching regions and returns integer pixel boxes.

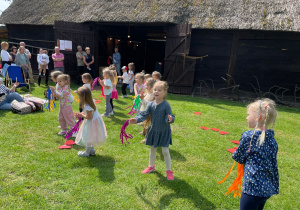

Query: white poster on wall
[57,40,72,51]
[64,40,72,51]
[59,40,65,50]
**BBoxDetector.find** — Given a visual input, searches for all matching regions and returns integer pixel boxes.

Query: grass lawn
[0,82,299,209]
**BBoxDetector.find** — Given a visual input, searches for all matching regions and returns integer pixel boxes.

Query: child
[117,66,130,98]
[75,86,107,157]
[74,73,93,115]
[38,49,48,77]
[50,70,63,95]
[144,74,152,80]
[110,69,119,112]
[129,81,175,180]
[99,68,113,117]
[37,49,50,86]
[50,74,76,136]
[152,71,162,81]
[81,73,93,90]
[232,98,278,210]
[128,62,135,95]
[134,73,146,97]
[140,78,156,143]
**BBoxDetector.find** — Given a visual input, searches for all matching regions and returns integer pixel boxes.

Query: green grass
[0,82,299,209]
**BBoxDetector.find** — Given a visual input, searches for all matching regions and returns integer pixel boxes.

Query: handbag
[11,100,32,114]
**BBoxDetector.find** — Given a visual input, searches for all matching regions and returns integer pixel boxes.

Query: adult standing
[112,47,121,77]
[76,45,87,85]
[19,42,34,83]
[15,46,30,79]
[83,47,95,78]
[52,46,65,72]
[37,49,50,86]
[0,78,24,110]
[1,41,12,67]
[9,46,17,64]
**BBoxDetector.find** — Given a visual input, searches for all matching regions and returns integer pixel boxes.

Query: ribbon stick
[91,77,100,91]
[126,95,141,116]
[44,88,56,113]
[73,93,80,103]
[64,118,83,139]
[120,120,133,146]
[218,161,245,198]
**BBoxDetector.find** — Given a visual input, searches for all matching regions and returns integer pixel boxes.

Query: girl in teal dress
[75,86,107,157]
[129,81,175,180]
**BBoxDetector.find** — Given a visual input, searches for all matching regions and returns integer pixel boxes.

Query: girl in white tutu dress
[75,86,107,157]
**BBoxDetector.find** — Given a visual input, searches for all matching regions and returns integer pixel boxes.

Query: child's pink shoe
[166,170,174,180]
[142,166,155,174]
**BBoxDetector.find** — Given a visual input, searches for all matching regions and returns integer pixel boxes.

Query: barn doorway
[96,24,166,75]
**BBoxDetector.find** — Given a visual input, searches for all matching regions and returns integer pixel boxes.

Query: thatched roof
[0,0,299,32]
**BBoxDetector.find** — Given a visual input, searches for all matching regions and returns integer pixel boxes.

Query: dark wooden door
[163,23,195,94]
[54,21,98,77]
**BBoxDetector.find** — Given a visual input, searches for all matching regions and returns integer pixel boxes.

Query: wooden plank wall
[190,29,300,93]
[235,30,300,91]
[6,24,55,74]
[190,29,233,88]
[54,21,98,77]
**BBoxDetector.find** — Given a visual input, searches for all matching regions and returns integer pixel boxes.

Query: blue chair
[6,66,30,92]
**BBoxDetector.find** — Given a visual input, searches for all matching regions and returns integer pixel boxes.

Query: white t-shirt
[122,72,130,84]
[1,50,11,61]
[37,53,49,69]
[83,83,91,90]
[129,70,134,81]
[103,79,113,95]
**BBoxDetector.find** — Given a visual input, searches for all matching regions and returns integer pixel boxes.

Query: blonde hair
[57,74,70,86]
[111,70,117,84]
[1,41,8,49]
[108,64,116,71]
[247,98,277,146]
[128,62,135,72]
[135,73,145,82]
[43,50,48,54]
[103,68,115,85]
[152,71,162,80]
[144,74,151,80]
[82,73,93,88]
[145,78,156,93]
[153,81,169,99]
[18,46,25,52]
[50,70,63,81]
[77,86,96,111]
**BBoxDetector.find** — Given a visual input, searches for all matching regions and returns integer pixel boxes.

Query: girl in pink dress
[75,86,107,157]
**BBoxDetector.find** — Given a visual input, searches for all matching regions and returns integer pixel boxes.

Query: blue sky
[0,0,11,15]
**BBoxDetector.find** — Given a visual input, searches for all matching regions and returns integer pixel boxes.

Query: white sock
[149,146,157,167]
[162,147,171,171]
[39,73,41,75]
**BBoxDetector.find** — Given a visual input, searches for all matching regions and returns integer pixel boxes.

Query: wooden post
[227,30,239,87]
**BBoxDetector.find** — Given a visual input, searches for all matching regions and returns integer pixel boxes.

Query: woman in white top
[1,41,12,67]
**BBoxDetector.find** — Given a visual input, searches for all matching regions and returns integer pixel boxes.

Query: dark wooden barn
[1,0,300,95]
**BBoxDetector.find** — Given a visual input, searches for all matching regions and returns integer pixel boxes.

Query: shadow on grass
[135,172,215,209]
[87,155,116,183]
[157,148,186,162]
[114,99,127,105]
